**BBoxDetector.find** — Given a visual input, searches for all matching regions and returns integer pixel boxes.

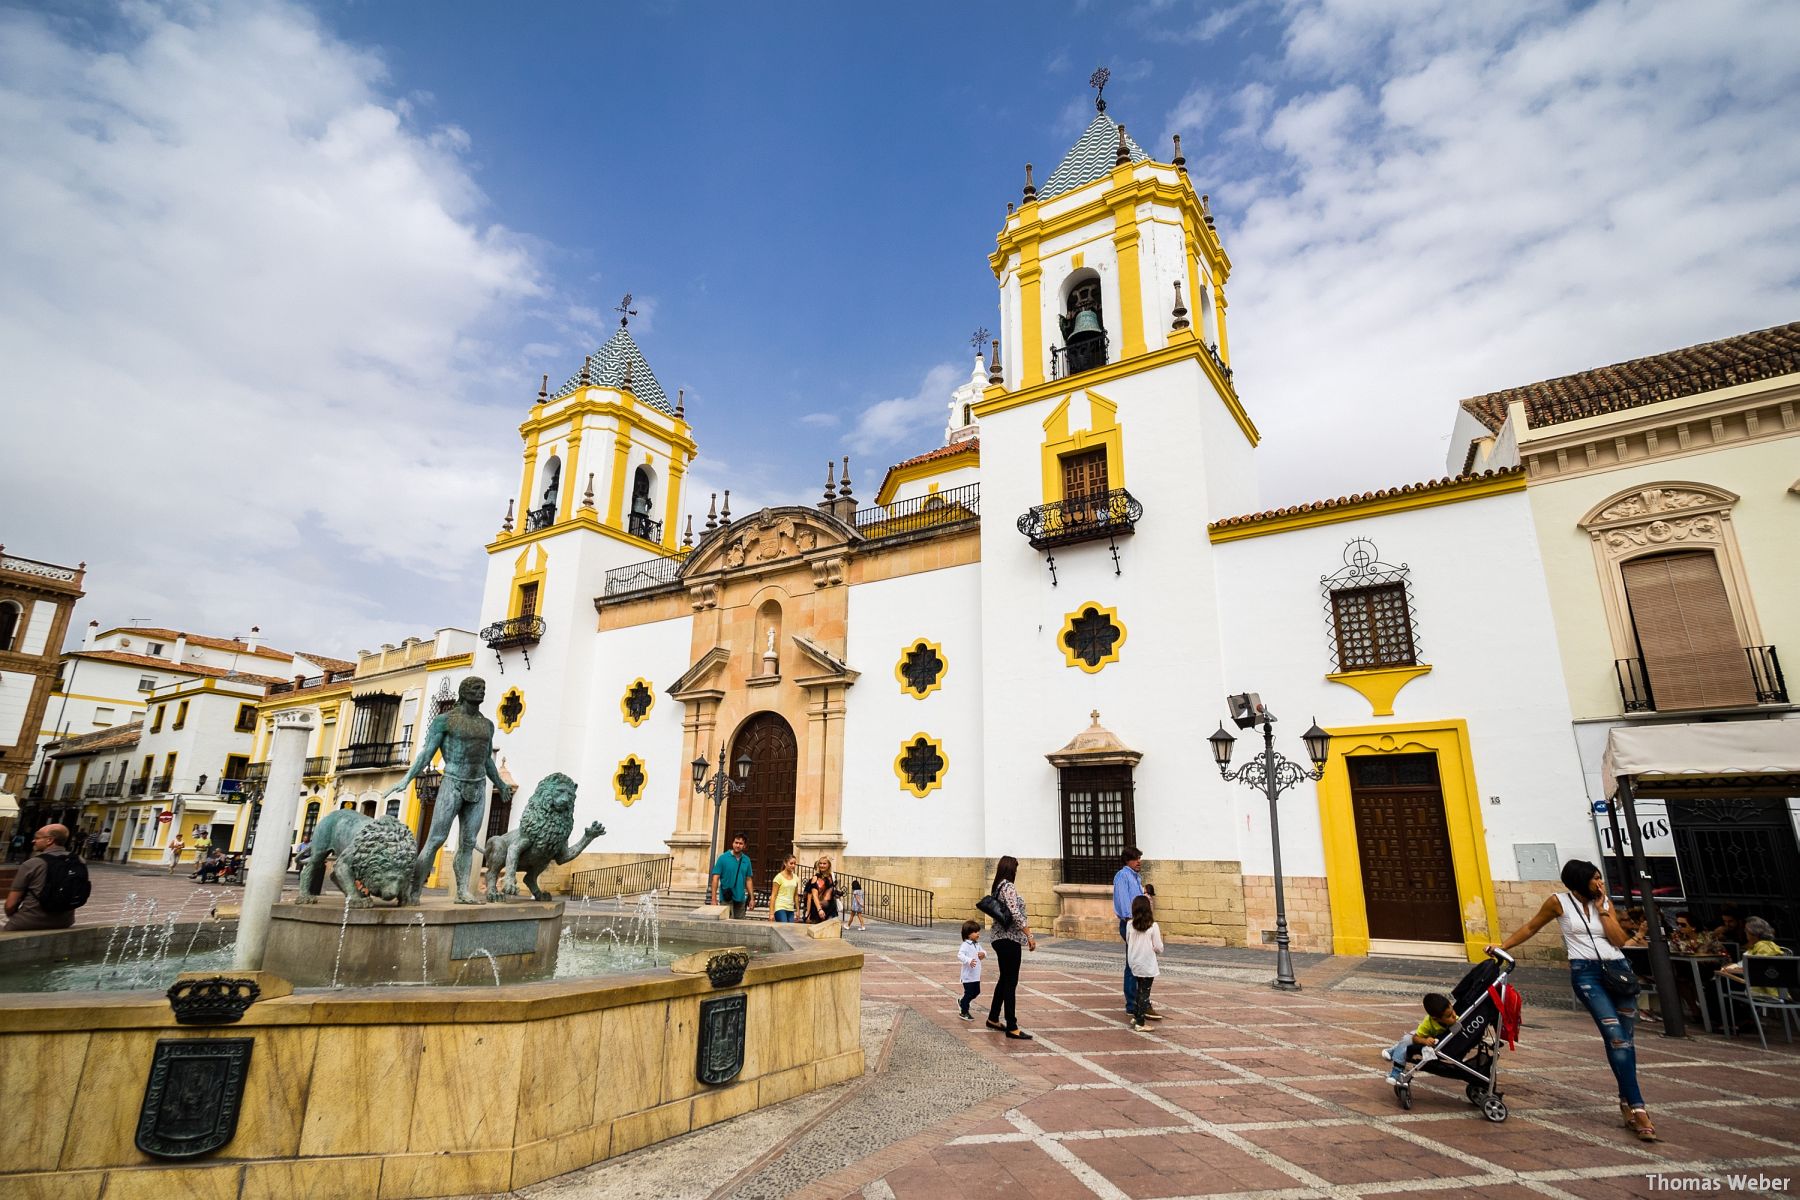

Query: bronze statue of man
[385,676,513,904]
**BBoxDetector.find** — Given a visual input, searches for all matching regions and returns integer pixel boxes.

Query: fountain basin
[264,895,563,987]
[0,918,862,1199]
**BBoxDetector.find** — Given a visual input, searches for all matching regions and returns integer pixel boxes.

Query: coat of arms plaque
[696,993,747,1085]
[135,1037,254,1158]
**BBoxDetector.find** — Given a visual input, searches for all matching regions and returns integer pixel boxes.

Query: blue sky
[4,1,1798,655]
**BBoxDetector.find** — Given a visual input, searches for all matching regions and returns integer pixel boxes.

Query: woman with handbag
[1489,858,1657,1141]
[982,855,1036,1040]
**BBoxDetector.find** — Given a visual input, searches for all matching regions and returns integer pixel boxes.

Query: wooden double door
[728,712,798,894]
[1349,753,1463,944]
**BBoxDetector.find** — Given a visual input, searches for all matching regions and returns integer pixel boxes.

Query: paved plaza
[21,866,1800,1200]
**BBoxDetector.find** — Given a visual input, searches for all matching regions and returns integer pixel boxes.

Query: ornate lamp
[1302,720,1331,769]
[691,755,709,789]
[1208,723,1237,768]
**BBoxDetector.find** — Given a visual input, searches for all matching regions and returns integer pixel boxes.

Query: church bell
[1067,307,1105,341]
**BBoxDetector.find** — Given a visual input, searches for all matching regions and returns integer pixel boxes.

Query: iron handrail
[1616,644,1788,712]
[567,855,675,898]
[852,483,981,541]
[336,741,411,771]
[1017,487,1143,551]
[524,503,557,531]
[480,615,545,650]
[603,555,684,597]
[835,872,935,928]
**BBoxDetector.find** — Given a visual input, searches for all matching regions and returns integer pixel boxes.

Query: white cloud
[799,412,841,428]
[1220,0,1800,506]
[0,1,546,653]
[841,363,961,457]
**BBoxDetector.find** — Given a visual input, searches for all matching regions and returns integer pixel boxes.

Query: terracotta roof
[298,652,356,672]
[876,439,980,503]
[47,720,143,755]
[69,649,284,687]
[1208,468,1525,531]
[97,626,293,662]
[1459,321,1800,433]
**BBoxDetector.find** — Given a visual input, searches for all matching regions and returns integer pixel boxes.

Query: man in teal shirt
[710,833,754,919]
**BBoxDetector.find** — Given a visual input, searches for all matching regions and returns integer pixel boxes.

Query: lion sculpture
[294,810,421,907]
[480,772,605,901]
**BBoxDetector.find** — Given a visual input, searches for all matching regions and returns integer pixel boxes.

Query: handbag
[976,884,1014,930]
[1570,893,1640,1000]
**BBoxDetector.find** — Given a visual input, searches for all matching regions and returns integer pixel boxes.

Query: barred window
[1330,582,1417,670]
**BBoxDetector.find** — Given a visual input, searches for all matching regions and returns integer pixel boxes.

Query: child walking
[957,919,986,1021]
[846,879,867,930]
[1385,992,1458,1082]
[1126,895,1163,1031]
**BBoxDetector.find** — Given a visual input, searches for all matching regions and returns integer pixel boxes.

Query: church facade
[468,100,1797,963]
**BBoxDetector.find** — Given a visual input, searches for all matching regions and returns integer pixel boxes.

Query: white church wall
[842,562,984,858]
[1212,489,1592,883]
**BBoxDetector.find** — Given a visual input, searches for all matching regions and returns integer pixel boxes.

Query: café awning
[1601,720,1800,798]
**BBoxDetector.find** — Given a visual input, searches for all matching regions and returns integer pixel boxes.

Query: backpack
[37,853,92,913]
[1487,982,1523,1050]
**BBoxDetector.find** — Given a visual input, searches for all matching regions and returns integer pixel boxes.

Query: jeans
[1570,959,1644,1107]
[774,910,793,923]
[989,939,1022,1029]
[1132,976,1156,1026]
[1119,918,1137,1011]
[960,980,982,1014]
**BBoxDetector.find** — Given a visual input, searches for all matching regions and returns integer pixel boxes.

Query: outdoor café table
[1669,952,1730,1034]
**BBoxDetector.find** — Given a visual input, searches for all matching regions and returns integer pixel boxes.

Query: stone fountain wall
[0,928,862,1200]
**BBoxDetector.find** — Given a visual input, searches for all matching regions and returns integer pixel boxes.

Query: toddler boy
[957,919,986,1021]
[1386,992,1457,1082]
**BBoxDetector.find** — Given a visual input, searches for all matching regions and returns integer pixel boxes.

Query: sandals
[1628,1107,1659,1142]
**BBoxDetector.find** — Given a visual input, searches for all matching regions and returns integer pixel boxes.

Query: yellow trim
[993,173,1228,284]
[151,704,165,733]
[974,340,1256,447]
[895,638,947,699]
[1325,664,1433,718]
[1041,390,1124,504]
[424,653,475,672]
[519,394,698,456]
[497,687,526,734]
[613,754,648,807]
[486,509,672,557]
[893,733,949,799]
[1018,243,1044,388]
[875,444,980,505]
[508,545,548,620]
[1317,720,1499,963]
[1109,192,1146,359]
[1207,472,1526,543]
[558,428,584,524]
[621,677,655,727]
[172,699,189,730]
[1058,601,1127,674]
[515,426,542,534]
[663,457,687,552]
[605,433,631,526]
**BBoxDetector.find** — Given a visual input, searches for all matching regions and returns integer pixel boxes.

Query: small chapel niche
[1057,270,1108,377]
[629,464,661,542]
[533,454,562,530]
[754,600,783,680]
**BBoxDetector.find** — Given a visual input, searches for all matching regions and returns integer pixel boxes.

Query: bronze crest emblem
[135,1037,254,1158]
[696,993,747,1085]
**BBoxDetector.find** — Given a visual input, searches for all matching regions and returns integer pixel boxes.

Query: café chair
[1715,954,1800,1051]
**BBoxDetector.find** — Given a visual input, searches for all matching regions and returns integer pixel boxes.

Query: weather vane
[615,293,638,327]
[971,327,990,355]
[1090,66,1110,113]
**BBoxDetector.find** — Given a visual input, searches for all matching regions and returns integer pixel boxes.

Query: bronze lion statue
[294,810,421,907]
[480,772,604,901]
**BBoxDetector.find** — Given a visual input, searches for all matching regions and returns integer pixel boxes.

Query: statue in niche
[385,676,514,904]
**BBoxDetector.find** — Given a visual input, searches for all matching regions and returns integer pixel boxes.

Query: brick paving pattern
[801,929,1800,1200]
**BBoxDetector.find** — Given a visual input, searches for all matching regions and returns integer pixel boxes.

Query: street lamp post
[691,748,753,898]
[1210,693,1331,991]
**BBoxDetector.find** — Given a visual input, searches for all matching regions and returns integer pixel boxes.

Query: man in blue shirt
[710,833,755,919]
[1113,846,1159,1019]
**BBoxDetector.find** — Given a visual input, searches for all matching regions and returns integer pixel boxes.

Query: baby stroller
[1393,948,1519,1122]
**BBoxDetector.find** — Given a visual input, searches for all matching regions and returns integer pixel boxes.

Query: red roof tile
[1208,468,1525,530]
[1460,321,1800,433]
[97,626,294,662]
[69,649,283,687]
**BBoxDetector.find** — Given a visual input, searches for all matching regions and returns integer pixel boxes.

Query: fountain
[0,677,864,1200]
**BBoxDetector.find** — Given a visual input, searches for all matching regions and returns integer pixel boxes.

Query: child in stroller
[1387,948,1519,1122]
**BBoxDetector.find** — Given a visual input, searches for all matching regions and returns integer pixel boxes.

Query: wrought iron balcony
[854,483,982,542]
[524,503,557,532]
[1615,645,1787,714]
[627,512,664,542]
[103,780,122,798]
[481,615,545,651]
[1051,336,1109,379]
[245,762,271,785]
[58,784,75,800]
[129,779,149,797]
[153,774,173,793]
[303,755,330,777]
[1017,488,1143,551]
[603,555,684,598]
[336,741,411,772]
[84,783,104,798]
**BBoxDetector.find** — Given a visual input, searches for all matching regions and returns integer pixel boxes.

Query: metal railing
[524,503,557,532]
[628,513,664,542]
[129,779,149,797]
[303,756,330,777]
[853,483,981,542]
[567,855,674,898]
[603,555,685,597]
[1616,644,1788,713]
[267,667,355,695]
[480,615,545,650]
[153,774,173,793]
[835,872,935,928]
[1017,487,1143,551]
[1051,334,1109,379]
[84,783,104,798]
[336,741,411,771]
[103,780,122,798]
[245,762,271,784]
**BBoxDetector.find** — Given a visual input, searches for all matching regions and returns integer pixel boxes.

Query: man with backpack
[3,824,90,931]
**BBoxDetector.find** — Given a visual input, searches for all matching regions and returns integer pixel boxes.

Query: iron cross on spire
[1090,66,1111,113]
[971,328,990,356]
[615,293,638,327]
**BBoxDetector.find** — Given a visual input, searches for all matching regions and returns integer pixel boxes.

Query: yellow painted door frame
[1316,718,1499,963]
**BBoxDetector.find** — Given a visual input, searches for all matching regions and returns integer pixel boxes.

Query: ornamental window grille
[1064,606,1123,668]
[432,678,456,716]
[899,642,945,696]
[616,757,646,804]
[898,737,946,792]
[498,688,525,730]
[1059,765,1136,886]
[623,680,653,723]
[1322,539,1420,672]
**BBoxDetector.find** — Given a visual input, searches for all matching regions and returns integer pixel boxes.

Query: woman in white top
[1490,858,1656,1142]
[1125,894,1164,1031]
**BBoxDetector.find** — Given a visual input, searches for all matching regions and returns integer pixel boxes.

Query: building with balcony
[0,549,84,836]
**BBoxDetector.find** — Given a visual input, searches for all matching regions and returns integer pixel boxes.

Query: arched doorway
[728,711,797,894]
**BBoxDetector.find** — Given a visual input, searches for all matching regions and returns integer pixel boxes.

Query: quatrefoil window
[1059,603,1126,673]
[894,734,949,798]
[614,756,646,807]
[896,639,947,699]
[497,687,526,732]
[621,678,654,726]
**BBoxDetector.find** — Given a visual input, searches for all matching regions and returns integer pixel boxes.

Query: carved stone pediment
[683,506,861,579]
[1580,482,1737,560]
[668,646,731,700]
[791,634,859,688]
